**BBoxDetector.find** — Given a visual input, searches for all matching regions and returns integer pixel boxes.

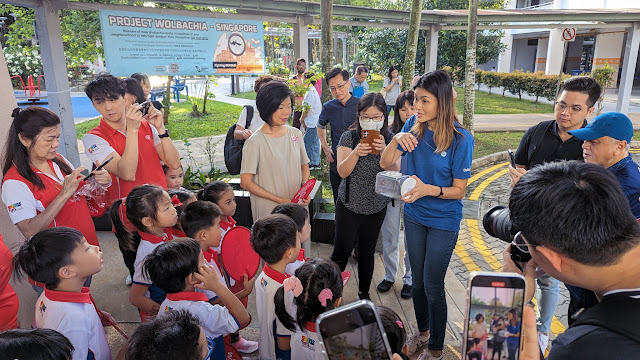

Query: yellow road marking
[466,219,503,271]
[468,169,509,201]
[454,239,482,273]
[468,162,509,185]
[447,344,461,358]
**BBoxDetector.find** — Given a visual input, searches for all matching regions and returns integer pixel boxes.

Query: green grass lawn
[76,99,243,140]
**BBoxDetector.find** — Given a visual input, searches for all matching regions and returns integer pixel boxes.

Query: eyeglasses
[358,114,385,122]
[205,336,215,360]
[329,81,348,92]
[555,101,584,113]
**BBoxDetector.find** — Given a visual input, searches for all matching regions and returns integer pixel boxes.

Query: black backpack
[570,295,640,344]
[224,105,254,175]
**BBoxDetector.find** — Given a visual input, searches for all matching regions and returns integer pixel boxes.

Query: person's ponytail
[274,286,296,332]
[110,198,134,251]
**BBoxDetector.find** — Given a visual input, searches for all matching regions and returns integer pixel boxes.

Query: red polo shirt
[0,235,18,331]
[83,118,167,206]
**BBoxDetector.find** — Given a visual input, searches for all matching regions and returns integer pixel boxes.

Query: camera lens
[482,206,518,243]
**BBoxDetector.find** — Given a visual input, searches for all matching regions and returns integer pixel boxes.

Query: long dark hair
[387,65,399,80]
[110,185,166,251]
[349,92,392,142]
[412,70,464,152]
[3,107,73,189]
[124,78,146,104]
[391,90,415,134]
[274,258,344,332]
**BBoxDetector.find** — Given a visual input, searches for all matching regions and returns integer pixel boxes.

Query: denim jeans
[404,214,458,352]
[536,273,560,334]
[507,341,518,360]
[387,105,394,116]
[382,201,412,285]
[303,126,321,167]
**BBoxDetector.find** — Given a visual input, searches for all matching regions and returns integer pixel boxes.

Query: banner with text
[99,10,265,76]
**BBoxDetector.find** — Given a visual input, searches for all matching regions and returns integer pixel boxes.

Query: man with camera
[508,76,602,351]
[504,161,640,359]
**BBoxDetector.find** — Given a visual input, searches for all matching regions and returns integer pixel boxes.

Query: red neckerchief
[44,286,92,303]
[304,321,317,333]
[296,248,305,262]
[262,264,289,284]
[173,228,187,238]
[220,216,237,232]
[166,291,209,302]
[138,229,171,244]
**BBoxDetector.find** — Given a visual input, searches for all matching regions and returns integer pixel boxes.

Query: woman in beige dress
[471,313,489,359]
[240,81,311,221]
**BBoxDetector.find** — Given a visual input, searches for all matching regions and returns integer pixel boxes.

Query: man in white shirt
[300,74,323,168]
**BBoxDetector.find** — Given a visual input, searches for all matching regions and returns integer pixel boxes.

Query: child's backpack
[224,105,254,175]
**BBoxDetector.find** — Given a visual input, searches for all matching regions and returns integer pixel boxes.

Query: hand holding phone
[508,149,516,168]
[317,300,394,360]
[83,156,114,181]
[463,272,526,360]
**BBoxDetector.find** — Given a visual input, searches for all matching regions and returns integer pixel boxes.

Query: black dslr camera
[482,206,532,264]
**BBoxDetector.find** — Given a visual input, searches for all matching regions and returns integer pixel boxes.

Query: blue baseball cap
[569,112,633,143]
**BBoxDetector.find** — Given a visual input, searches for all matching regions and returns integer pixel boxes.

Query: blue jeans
[303,126,321,166]
[382,202,412,285]
[507,341,518,360]
[404,214,458,352]
[536,273,560,334]
[387,105,394,116]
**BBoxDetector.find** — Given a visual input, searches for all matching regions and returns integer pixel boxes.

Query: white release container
[375,171,416,200]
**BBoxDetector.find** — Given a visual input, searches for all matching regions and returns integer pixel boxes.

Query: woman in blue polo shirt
[381,70,474,360]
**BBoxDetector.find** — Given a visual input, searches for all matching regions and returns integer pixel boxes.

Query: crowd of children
[3,177,412,359]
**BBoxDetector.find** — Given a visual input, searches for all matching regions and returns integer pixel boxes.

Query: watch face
[228,33,246,56]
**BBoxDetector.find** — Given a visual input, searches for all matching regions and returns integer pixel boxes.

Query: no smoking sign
[562,28,576,42]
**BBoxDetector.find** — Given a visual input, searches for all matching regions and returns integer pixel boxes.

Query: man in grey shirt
[349,65,369,98]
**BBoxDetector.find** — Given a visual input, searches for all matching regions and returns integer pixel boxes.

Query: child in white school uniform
[110,185,179,321]
[144,238,251,360]
[13,227,111,360]
[271,203,312,276]
[251,214,301,360]
[197,181,259,354]
[274,258,349,360]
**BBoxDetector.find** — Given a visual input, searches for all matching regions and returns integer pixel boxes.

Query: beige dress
[241,126,309,220]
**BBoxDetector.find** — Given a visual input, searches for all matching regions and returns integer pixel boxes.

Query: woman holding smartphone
[380,70,474,360]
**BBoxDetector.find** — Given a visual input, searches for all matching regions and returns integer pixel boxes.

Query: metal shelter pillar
[617,22,640,115]
[425,25,439,73]
[34,0,80,166]
[293,15,310,63]
[545,28,565,75]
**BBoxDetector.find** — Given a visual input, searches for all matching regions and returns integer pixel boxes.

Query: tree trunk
[463,0,479,135]
[402,0,424,91]
[320,0,334,104]
[163,76,173,124]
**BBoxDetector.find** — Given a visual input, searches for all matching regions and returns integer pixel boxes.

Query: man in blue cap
[569,111,640,218]
[566,111,640,322]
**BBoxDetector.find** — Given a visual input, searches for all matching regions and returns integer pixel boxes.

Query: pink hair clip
[396,320,403,329]
[283,276,303,297]
[318,288,333,307]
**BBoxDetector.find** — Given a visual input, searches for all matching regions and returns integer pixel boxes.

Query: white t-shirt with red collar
[256,264,294,359]
[285,248,306,276]
[197,248,227,301]
[291,322,324,360]
[133,229,174,303]
[35,287,110,360]
[159,291,241,338]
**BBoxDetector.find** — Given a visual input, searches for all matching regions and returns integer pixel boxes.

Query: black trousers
[329,169,341,205]
[330,199,386,294]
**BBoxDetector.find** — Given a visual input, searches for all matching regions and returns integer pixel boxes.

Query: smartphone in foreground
[462,272,526,360]
[508,149,516,168]
[316,300,393,360]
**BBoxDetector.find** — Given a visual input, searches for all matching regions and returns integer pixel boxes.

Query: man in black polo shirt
[318,68,360,203]
[508,76,602,353]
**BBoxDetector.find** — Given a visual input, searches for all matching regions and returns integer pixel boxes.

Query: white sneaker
[407,332,429,355]
[538,331,549,353]
[417,349,444,360]
[125,274,132,286]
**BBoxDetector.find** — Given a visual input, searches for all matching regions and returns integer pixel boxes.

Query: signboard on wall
[98,10,265,76]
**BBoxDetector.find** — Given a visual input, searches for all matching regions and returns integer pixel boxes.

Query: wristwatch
[158,129,170,138]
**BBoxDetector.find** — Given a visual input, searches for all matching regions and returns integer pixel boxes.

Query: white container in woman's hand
[375,171,416,200]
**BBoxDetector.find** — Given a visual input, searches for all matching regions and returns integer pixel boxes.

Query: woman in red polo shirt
[0,234,18,331]
[1,107,111,289]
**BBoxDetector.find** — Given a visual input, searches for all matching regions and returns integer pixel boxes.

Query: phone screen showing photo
[466,281,525,360]
[321,306,389,360]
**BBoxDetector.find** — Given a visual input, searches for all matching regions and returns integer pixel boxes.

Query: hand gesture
[354,143,371,157]
[298,196,311,207]
[508,165,527,187]
[322,145,335,163]
[92,161,111,186]
[372,134,386,152]
[243,129,253,139]
[394,132,418,152]
[243,273,258,292]
[61,167,85,198]
[144,102,165,132]
[125,104,143,132]
[194,264,224,292]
